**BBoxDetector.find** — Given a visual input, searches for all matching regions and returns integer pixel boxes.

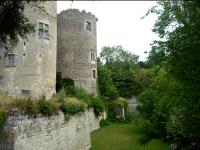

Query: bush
[60,97,87,115]
[61,103,85,115]
[56,72,74,92]
[91,97,105,117]
[38,99,54,116]
[25,99,38,117]
[0,108,7,135]
[125,112,135,123]
[73,87,93,107]
[107,97,129,122]
[137,89,157,119]
[100,119,110,127]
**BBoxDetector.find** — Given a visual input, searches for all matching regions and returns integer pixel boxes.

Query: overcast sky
[57,1,159,61]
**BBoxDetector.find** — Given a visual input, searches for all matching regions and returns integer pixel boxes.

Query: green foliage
[25,99,38,117]
[38,99,54,116]
[73,87,93,107]
[91,97,105,117]
[99,119,110,127]
[100,45,139,66]
[137,89,157,119]
[56,72,74,92]
[56,74,105,116]
[60,102,85,115]
[107,97,129,122]
[138,1,200,149]
[113,97,128,108]
[97,60,119,99]
[0,108,6,135]
[98,45,146,99]
[0,1,36,48]
[124,112,135,123]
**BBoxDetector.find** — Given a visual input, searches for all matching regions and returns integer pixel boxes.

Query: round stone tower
[0,1,57,99]
[57,9,98,95]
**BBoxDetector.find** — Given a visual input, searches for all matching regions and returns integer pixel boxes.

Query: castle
[0,1,98,98]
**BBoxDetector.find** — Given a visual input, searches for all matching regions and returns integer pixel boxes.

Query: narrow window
[92,70,96,79]
[39,22,44,38]
[44,24,49,39]
[90,49,96,61]
[6,53,16,67]
[86,21,92,31]
[91,53,94,60]
[21,90,31,98]
[39,22,49,39]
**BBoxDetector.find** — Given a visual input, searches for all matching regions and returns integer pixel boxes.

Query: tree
[0,1,43,49]
[97,58,119,100]
[99,46,141,98]
[100,45,139,68]
[138,1,200,149]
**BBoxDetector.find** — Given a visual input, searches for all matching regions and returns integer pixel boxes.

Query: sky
[57,1,160,61]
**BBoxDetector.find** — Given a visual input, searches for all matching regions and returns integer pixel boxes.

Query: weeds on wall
[0,75,106,134]
[0,108,6,136]
[56,74,105,117]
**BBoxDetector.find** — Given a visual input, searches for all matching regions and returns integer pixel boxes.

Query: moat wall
[0,108,101,150]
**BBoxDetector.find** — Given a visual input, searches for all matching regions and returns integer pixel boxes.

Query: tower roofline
[58,8,98,22]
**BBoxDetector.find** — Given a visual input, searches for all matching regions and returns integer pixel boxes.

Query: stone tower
[57,9,98,95]
[0,1,57,99]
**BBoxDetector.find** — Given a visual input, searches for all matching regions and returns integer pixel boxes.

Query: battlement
[59,9,98,21]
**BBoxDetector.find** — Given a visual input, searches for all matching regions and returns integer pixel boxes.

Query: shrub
[100,119,110,127]
[0,108,7,135]
[137,89,157,119]
[73,87,93,107]
[12,99,27,112]
[107,97,129,122]
[0,92,13,110]
[91,97,105,117]
[125,112,135,123]
[114,97,128,112]
[56,72,74,92]
[38,99,54,116]
[25,99,38,117]
[60,97,87,115]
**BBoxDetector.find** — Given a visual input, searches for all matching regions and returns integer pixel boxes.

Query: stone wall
[0,1,57,99]
[57,9,98,95]
[128,97,138,113]
[0,108,101,150]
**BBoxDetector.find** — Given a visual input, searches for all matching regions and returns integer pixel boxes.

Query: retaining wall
[0,108,101,150]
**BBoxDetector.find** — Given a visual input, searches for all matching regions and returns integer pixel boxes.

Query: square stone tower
[57,9,98,95]
[0,1,57,99]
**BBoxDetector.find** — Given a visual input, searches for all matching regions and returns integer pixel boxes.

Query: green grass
[90,123,169,150]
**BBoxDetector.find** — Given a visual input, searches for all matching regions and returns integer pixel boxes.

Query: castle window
[44,24,49,39]
[5,53,16,67]
[39,22,49,39]
[90,50,96,61]
[92,70,96,79]
[39,22,43,38]
[86,21,92,31]
[21,90,31,98]
[0,75,2,83]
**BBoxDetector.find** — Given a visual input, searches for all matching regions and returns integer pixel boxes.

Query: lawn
[90,123,169,150]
